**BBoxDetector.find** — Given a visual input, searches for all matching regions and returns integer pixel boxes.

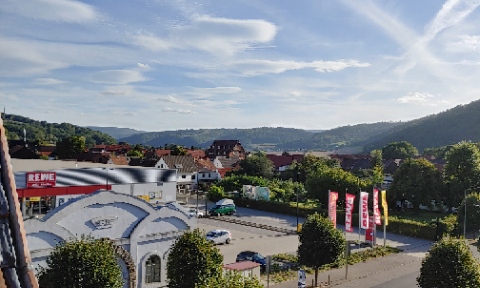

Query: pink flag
[345,193,355,232]
[328,191,339,229]
[373,189,382,225]
[360,192,369,229]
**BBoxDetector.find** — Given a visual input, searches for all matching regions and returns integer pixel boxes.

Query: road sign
[298,269,306,288]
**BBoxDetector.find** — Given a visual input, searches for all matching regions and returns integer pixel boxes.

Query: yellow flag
[381,190,388,226]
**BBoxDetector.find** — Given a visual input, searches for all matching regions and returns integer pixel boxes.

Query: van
[209,199,236,216]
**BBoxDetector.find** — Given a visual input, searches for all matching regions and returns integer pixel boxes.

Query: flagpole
[358,189,361,247]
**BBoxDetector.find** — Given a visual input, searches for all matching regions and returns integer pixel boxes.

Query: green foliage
[277,122,403,150]
[37,235,124,288]
[39,154,49,160]
[167,229,223,288]
[417,237,480,288]
[196,271,264,288]
[127,150,144,158]
[3,114,116,147]
[382,141,418,159]
[457,192,480,235]
[56,136,86,159]
[232,151,274,179]
[386,217,437,240]
[207,185,225,202]
[370,149,383,165]
[170,145,188,156]
[388,158,442,211]
[444,141,480,207]
[298,213,346,286]
[281,155,340,183]
[423,145,454,159]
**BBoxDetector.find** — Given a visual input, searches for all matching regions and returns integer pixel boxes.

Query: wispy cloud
[91,70,147,85]
[138,63,150,69]
[161,107,196,114]
[157,95,194,106]
[191,87,242,94]
[448,35,480,52]
[34,78,67,85]
[397,92,433,104]
[133,15,277,55]
[0,0,98,23]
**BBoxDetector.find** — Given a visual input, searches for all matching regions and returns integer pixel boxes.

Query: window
[160,164,164,168]
[145,255,161,283]
[182,175,186,179]
[192,175,195,180]
[202,173,205,177]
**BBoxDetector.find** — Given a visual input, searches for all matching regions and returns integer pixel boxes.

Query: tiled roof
[195,158,216,171]
[162,155,199,173]
[351,158,372,171]
[216,156,241,169]
[109,156,128,165]
[188,149,205,159]
[266,155,304,170]
[217,168,232,178]
[155,149,171,157]
[223,261,261,271]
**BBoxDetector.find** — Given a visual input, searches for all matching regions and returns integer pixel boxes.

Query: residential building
[9,145,38,159]
[195,158,221,184]
[206,140,246,159]
[155,155,199,194]
[266,154,304,172]
[212,156,241,169]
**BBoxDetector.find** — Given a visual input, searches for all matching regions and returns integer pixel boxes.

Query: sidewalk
[269,253,422,288]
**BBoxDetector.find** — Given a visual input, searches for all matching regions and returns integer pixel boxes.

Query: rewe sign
[26,172,56,187]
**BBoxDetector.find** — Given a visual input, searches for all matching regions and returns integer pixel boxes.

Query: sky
[1,0,480,132]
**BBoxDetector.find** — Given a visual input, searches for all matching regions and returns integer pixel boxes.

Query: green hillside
[118,127,313,149]
[2,114,117,148]
[358,99,480,152]
[276,122,403,150]
[86,126,145,140]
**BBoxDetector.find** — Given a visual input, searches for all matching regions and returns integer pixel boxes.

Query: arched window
[145,255,161,283]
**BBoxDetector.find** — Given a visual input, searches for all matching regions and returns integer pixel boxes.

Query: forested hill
[358,99,480,152]
[2,114,117,147]
[86,126,145,140]
[276,122,403,150]
[118,127,313,149]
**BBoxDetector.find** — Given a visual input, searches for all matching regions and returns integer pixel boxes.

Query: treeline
[3,114,117,148]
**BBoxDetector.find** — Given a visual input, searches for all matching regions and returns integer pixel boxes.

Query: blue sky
[1,0,480,132]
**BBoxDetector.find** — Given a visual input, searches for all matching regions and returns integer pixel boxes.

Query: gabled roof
[223,261,260,271]
[266,155,304,170]
[195,158,216,171]
[217,168,232,178]
[188,149,205,159]
[161,155,198,173]
[216,156,241,169]
[109,156,128,165]
[351,158,372,171]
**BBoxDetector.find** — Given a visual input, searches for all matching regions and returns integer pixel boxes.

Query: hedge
[212,195,441,241]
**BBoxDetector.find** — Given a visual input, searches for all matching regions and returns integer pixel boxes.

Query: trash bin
[297,223,302,233]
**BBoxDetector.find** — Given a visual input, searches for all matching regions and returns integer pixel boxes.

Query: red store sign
[26,172,56,187]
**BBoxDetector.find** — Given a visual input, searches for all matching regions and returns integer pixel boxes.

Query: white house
[155,155,199,194]
[25,190,197,288]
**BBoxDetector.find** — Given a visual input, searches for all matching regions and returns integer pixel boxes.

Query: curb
[205,216,298,235]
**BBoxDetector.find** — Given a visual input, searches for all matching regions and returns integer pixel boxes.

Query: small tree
[417,237,480,288]
[56,136,86,159]
[197,271,264,288]
[382,141,418,159]
[207,185,225,202]
[457,192,480,238]
[234,151,275,179]
[37,236,124,288]
[298,213,346,287]
[167,229,223,288]
[170,145,188,156]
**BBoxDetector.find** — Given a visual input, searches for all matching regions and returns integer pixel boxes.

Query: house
[266,154,304,172]
[206,140,246,160]
[9,145,38,159]
[155,155,199,194]
[36,146,56,159]
[195,158,221,184]
[76,151,111,164]
[93,144,131,156]
[213,156,241,170]
[223,261,261,280]
[188,149,205,159]
[107,156,129,165]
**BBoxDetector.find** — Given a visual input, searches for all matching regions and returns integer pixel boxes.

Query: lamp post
[296,170,301,229]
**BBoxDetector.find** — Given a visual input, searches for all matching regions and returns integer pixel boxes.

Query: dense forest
[86,126,145,139]
[358,99,480,153]
[3,114,117,148]
[276,122,403,150]
[117,127,314,149]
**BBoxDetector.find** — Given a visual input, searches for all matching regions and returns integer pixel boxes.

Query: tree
[234,151,274,179]
[56,136,86,159]
[417,237,480,288]
[298,213,346,287]
[170,145,188,156]
[127,150,144,158]
[457,192,480,237]
[207,185,225,202]
[167,229,223,288]
[197,271,264,288]
[382,141,418,159]
[388,158,442,211]
[37,236,124,288]
[444,141,480,208]
[370,149,383,167]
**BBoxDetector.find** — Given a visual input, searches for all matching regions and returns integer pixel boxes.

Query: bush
[207,185,225,202]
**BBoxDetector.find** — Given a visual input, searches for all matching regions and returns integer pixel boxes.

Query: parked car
[209,198,236,216]
[188,209,203,218]
[235,251,266,271]
[206,230,232,245]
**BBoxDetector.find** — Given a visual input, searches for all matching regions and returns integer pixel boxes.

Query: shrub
[207,185,225,202]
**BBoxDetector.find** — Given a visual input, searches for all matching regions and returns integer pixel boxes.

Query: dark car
[235,251,266,271]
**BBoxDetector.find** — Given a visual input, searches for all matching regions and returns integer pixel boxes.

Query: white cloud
[448,35,480,52]
[291,91,301,97]
[138,63,150,69]
[34,78,67,85]
[91,70,147,85]
[113,111,137,116]
[133,15,277,55]
[157,95,194,106]
[192,87,242,94]
[397,92,434,104]
[0,0,97,23]
[228,59,371,76]
[161,107,196,114]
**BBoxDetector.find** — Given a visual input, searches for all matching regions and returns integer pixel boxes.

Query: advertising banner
[328,191,339,228]
[373,189,382,225]
[365,217,375,244]
[26,172,56,187]
[345,193,355,232]
[381,190,389,226]
[360,192,369,229]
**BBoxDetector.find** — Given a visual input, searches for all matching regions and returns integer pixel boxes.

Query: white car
[188,209,203,218]
[206,230,232,245]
